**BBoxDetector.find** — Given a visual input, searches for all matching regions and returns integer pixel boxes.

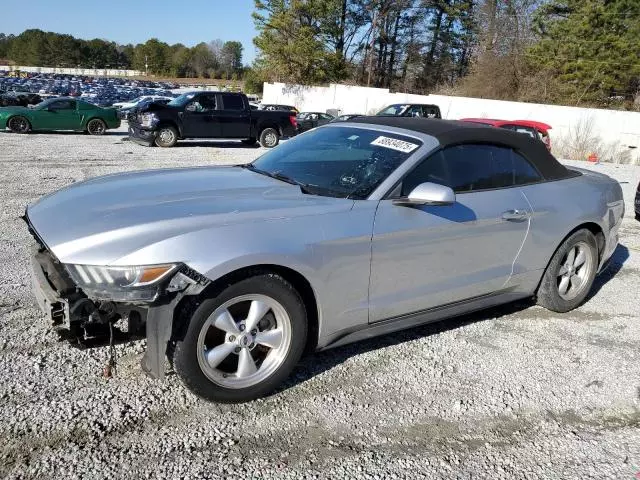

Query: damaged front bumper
[26,216,210,380]
[128,122,157,147]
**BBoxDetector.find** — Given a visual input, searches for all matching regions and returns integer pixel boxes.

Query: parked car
[295,112,335,132]
[259,104,298,113]
[112,95,174,110]
[1,97,120,134]
[461,118,553,151]
[118,97,171,120]
[635,180,640,220]
[0,91,42,107]
[26,117,624,403]
[127,92,298,148]
[331,114,362,122]
[377,103,441,118]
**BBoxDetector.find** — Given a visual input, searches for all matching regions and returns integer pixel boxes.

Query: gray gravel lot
[1,126,639,479]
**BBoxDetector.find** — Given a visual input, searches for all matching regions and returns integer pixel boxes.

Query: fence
[0,65,144,77]
[263,82,640,164]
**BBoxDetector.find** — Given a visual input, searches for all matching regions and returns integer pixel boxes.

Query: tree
[220,41,244,78]
[529,0,640,106]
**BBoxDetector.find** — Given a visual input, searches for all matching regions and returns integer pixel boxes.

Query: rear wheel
[537,229,598,313]
[86,118,107,135]
[173,274,307,403]
[154,125,178,147]
[7,116,31,133]
[259,128,279,148]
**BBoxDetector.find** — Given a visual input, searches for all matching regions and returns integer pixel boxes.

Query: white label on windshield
[348,135,359,141]
[370,136,419,153]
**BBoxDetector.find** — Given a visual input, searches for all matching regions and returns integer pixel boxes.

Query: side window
[512,151,542,185]
[50,100,76,110]
[407,105,423,117]
[399,144,542,196]
[401,151,449,196]
[221,94,244,110]
[189,94,216,112]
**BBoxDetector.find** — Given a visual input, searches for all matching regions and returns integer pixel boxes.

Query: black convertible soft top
[351,116,572,181]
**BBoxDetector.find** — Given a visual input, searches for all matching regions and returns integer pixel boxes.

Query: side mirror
[392,182,456,207]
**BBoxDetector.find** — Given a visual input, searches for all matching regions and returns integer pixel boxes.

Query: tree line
[251,0,640,109]
[0,30,244,80]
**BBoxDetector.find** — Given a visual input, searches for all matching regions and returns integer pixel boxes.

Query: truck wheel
[242,137,257,146]
[173,273,308,403]
[259,128,279,148]
[7,116,31,133]
[155,126,178,147]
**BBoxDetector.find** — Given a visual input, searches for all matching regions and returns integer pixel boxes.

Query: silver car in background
[26,118,624,403]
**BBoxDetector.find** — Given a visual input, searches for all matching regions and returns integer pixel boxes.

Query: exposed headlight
[139,112,158,128]
[65,263,178,302]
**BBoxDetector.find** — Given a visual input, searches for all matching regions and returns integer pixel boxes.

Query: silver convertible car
[26,118,624,403]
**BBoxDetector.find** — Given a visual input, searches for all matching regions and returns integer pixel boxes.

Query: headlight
[139,112,158,128]
[65,263,178,302]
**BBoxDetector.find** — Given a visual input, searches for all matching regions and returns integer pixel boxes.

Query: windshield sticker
[370,136,419,153]
[347,135,359,141]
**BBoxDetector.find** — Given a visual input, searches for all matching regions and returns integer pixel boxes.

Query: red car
[461,118,552,151]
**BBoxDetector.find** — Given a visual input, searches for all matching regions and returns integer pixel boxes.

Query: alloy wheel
[8,116,29,133]
[87,119,105,135]
[557,241,594,300]
[196,294,292,389]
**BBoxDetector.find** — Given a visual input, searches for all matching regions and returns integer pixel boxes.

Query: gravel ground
[0,126,639,479]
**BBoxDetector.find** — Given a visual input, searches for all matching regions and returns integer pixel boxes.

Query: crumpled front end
[25,212,210,378]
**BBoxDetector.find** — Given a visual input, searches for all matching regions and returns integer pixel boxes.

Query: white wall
[263,82,640,164]
[0,65,144,77]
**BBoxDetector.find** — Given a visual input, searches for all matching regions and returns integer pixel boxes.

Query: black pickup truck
[128,91,297,148]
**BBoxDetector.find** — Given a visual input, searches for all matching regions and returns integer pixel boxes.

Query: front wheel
[7,116,31,133]
[537,229,598,313]
[154,126,178,147]
[86,118,107,135]
[259,128,280,148]
[173,274,307,403]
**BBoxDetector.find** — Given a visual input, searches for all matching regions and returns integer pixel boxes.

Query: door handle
[502,209,529,221]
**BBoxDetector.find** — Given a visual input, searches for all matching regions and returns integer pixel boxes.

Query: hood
[137,101,177,113]
[27,166,352,265]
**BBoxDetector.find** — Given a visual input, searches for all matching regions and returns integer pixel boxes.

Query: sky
[0,0,259,64]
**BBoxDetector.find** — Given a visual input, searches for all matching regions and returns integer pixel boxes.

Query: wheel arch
[535,221,605,293]
[157,120,182,138]
[172,264,320,355]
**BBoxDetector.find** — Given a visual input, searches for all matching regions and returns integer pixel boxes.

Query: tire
[154,125,178,147]
[7,116,31,134]
[536,229,599,313]
[86,118,107,135]
[242,137,257,146]
[259,128,280,148]
[173,273,308,403]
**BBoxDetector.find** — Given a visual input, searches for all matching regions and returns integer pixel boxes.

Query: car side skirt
[317,288,532,351]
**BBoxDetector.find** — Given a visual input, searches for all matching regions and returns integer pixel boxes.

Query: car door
[369,143,540,322]
[219,93,251,138]
[181,93,222,138]
[35,99,80,130]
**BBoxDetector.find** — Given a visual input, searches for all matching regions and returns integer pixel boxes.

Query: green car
[0,97,120,135]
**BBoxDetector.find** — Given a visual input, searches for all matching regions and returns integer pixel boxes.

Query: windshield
[168,92,197,107]
[377,104,409,116]
[250,126,422,199]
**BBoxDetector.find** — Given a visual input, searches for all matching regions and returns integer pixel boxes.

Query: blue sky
[0,0,259,64]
